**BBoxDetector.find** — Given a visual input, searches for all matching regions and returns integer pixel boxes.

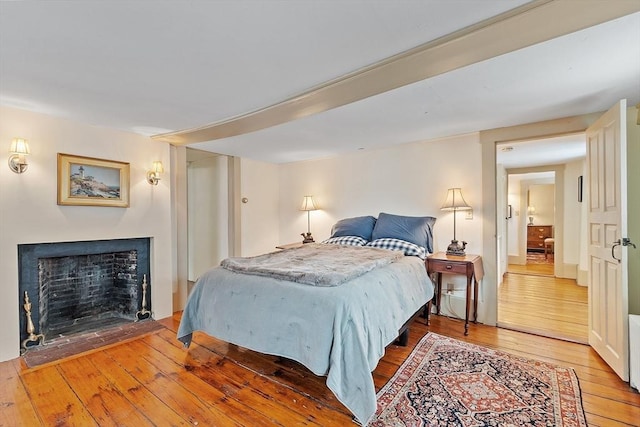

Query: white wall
[506,175,523,257]
[187,154,229,281]
[278,133,483,255]
[529,183,555,226]
[0,106,173,362]
[496,164,508,280]
[563,159,585,267]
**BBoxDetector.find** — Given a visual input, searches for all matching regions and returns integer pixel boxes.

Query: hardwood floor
[501,257,588,344]
[2,313,638,426]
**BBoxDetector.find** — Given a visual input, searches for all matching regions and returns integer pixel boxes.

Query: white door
[586,99,629,381]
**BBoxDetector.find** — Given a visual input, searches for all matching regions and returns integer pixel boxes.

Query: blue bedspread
[177,255,433,425]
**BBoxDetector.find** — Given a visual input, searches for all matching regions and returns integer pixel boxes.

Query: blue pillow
[330,216,377,241]
[371,212,436,254]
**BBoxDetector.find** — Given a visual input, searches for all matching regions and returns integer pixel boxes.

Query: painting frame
[57,153,130,207]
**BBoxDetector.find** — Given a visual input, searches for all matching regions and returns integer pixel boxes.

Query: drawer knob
[446,265,452,270]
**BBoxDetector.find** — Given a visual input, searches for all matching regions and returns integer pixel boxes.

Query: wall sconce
[8,138,30,174]
[147,161,164,185]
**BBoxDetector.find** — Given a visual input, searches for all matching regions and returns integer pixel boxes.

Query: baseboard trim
[559,263,577,279]
[577,269,588,286]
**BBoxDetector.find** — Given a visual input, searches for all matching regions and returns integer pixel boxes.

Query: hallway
[498,263,588,344]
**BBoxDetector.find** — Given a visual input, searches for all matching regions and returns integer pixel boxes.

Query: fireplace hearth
[18,238,151,352]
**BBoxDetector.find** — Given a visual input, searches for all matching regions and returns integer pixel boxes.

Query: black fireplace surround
[17,238,151,349]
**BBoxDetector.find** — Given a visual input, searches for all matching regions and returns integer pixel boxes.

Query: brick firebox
[17,238,151,352]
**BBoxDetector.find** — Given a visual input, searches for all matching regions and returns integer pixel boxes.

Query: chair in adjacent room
[544,238,555,259]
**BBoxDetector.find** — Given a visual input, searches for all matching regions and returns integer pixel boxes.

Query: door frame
[479,112,602,326]
[171,146,240,312]
[505,166,565,278]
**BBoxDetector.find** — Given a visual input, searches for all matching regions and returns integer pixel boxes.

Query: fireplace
[18,238,151,351]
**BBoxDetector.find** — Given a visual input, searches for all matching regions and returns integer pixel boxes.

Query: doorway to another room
[496,137,588,344]
[510,178,556,277]
[186,148,231,293]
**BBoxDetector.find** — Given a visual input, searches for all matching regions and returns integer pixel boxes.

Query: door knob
[611,238,636,262]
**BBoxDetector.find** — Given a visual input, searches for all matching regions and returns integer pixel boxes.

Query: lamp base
[446,239,467,256]
[301,232,315,243]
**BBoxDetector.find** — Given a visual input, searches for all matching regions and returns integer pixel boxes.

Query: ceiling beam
[152,0,640,145]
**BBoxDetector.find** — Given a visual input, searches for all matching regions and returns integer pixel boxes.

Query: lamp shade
[300,195,317,211]
[151,160,164,174]
[441,188,471,211]
[9,138,30,155]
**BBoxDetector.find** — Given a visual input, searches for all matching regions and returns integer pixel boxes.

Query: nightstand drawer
[439,262,467,274]
[427,260,468,275]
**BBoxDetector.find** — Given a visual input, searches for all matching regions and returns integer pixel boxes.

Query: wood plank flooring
[500,264,588,343]
[2,312,638,426]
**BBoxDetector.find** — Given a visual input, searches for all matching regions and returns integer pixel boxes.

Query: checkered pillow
[321,236,368,246]
[366,238,427,259]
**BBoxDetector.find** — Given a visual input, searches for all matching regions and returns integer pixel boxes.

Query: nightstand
[426,252,484,335]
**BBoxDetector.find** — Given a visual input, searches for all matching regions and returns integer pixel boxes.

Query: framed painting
[57,153,130,207]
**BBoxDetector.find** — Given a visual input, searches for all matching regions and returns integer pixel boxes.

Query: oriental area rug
[370,333,586,427]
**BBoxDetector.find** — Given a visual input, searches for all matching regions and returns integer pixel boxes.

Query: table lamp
[441,188,472,256]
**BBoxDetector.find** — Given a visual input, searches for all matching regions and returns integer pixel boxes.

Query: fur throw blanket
[221,243,403,286]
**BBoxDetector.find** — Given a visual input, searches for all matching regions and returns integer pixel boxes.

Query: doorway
[496,136,588,343]
[186,148,230,287]
[508,175,556,277]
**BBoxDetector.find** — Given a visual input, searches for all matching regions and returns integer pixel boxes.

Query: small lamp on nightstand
[300,195,318,243]
[441,188,472,256]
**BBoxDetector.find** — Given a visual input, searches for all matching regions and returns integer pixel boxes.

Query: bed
[177,213,435,425]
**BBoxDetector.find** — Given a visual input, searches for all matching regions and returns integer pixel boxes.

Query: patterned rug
[527,252,554,265]
[371,333,586,426]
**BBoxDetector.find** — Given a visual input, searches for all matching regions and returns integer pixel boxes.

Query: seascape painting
[70,164,121,198]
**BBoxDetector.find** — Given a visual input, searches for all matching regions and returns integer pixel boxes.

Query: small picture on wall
[578,175,583,203]
[57,153,130,207]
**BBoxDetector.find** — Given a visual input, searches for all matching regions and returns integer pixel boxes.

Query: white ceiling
[1,1,639,165]
[496,133,586,169]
